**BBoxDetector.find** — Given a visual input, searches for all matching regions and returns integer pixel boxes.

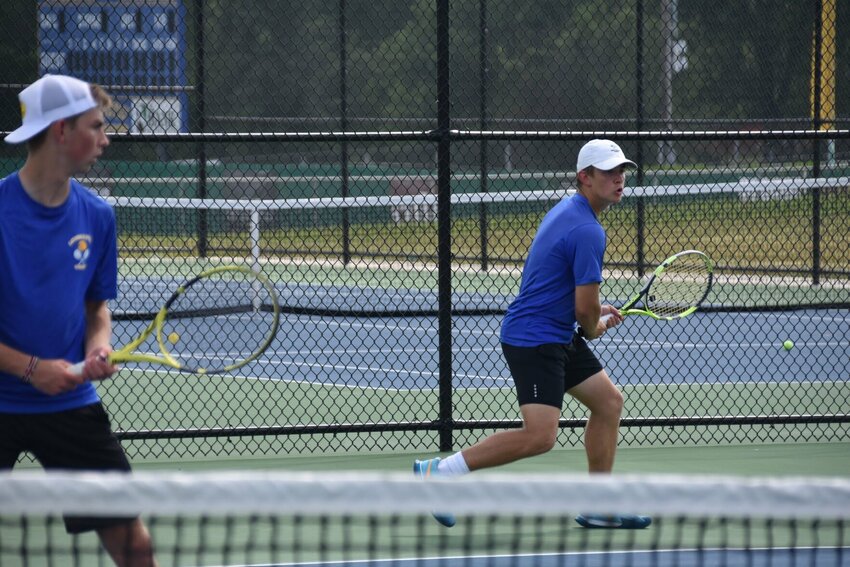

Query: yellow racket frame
[615,250,714,321]
[72,266,280,375]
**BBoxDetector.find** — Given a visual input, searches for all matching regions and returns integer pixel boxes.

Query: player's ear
[49,119,68,144]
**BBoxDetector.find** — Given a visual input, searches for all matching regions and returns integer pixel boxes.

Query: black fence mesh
[1,0,848,459]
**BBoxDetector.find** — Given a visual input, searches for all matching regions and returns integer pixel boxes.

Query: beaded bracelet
[21,356,39,383]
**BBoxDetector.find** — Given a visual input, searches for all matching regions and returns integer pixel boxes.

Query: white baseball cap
[576,139,637,171]
[5,74,98,144]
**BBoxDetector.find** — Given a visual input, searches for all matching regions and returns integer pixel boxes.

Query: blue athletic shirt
[0,172,118,413]
[500,193,606,347]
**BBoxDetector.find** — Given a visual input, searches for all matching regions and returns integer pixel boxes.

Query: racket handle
[68,361,85,376]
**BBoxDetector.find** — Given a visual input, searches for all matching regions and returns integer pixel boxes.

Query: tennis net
[2,470,849,566]
[109,174,850,318]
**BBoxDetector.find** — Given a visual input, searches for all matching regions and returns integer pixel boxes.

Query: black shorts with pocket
[0,402,136,533]
[502,337,604,409]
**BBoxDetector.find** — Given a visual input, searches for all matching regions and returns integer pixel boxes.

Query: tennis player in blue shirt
[0,75,157,566]
[415,140,650,530]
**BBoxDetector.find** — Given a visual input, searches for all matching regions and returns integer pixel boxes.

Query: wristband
[22,356,39,383]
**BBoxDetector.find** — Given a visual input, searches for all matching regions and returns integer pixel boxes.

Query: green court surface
[95,370,850,455]
[132,442,850,478]
[104,371,850,428]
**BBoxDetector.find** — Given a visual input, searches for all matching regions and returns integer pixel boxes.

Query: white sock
[438,452,470,476]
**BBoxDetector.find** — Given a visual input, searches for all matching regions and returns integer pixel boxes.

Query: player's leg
[414,403,560,527]
[0,412,25,469]
[26,404,160,563]
[556,335,622,472]
[563,340,650,529]
[457,342,569,470]
[460,403,561,470]
[97,520,157,567]
[567,369,623,472]
[413,343,567,528]
[414,407,559,480]
[417,342,565,476]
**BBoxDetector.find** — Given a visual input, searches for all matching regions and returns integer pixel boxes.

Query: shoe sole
[576,515,651,529]
[414,460,456,527]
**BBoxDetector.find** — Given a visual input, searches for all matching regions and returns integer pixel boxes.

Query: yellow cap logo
[20,102,26,119]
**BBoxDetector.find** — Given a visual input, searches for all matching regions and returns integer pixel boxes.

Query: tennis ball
[168,332,180,345]
[783,340,794,351]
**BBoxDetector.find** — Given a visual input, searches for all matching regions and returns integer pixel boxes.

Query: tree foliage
[2,0,846,137]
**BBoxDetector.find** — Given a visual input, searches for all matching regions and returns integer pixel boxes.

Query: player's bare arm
[83,300,118,380]
[575,284,622,340]
[0,342,85,395]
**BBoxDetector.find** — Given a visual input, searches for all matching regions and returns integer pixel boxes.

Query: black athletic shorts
[502,336,604,409]
[0,403,135,533]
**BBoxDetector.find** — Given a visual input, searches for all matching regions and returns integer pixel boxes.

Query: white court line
[122,361,844,394]
[627,378,850,389]
[119,354,512,392]
[599,337,850,349]
[200,545,850,567]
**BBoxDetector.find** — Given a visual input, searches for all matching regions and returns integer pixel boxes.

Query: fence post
[339,0,351,266]
[194,0,208,258]
[635,0,646,276]
[811,0,824,285]
[436,0,454,452]
[478,0,490,273]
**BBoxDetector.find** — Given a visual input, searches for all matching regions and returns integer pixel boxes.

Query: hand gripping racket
[70,265,280,375]
[599,249,714,325]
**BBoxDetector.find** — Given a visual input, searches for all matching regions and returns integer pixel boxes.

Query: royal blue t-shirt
[500,193,606,347]
[0,172,118,413]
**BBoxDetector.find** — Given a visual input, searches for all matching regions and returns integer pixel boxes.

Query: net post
[249,210,263,312]
[250,209,262,273]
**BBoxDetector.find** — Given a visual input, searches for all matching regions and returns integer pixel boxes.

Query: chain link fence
[2,0,848,460]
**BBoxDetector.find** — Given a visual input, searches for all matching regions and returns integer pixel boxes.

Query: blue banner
[38,0,189,134]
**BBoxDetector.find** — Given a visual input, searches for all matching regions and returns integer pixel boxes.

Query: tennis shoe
[575,513,652,529]
[413,458,457,528]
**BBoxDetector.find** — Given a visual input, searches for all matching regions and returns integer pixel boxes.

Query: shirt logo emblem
[69,234,92,270]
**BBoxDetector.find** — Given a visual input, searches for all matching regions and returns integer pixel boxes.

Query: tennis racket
[599,249,714,325]
[70,265,280,375]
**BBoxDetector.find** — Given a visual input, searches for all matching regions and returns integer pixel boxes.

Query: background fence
[1,0,848,460]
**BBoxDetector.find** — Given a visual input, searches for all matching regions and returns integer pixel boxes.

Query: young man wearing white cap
[414,139,650,530]
[0,75,158,566]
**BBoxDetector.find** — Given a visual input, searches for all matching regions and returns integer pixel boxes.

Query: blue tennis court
[118,301,845,391]
[101,264,848,456]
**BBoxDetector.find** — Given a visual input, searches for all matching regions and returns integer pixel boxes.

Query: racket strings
[161,271,279,372]
[647,255,712,317]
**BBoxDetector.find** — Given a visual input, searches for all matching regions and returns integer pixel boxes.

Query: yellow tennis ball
[783,340,794,351]
[168,332,180,345]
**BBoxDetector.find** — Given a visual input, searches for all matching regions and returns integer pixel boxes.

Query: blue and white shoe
[575,513,652,529]
[413,458,457,528]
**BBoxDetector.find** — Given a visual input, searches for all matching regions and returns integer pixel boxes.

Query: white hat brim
[593,156,637,171]
[4,123,49,144]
